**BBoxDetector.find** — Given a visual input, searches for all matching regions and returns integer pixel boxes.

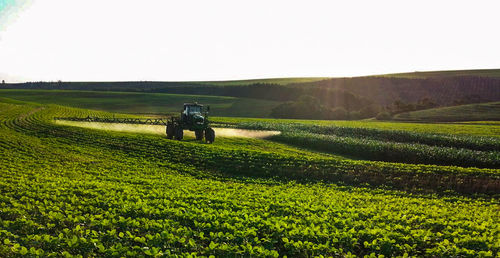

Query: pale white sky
[0,0,499,82]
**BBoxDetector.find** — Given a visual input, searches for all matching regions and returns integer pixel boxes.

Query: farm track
[0,100,499,256]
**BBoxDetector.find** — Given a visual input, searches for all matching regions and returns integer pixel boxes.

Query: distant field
[394,102,500,122]
[378,68,500,79]
[194,77,329,86]
[0,89,281,117]
[4,69,500,111]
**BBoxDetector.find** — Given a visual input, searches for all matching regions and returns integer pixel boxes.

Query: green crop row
[270,132,500,168]
[231,121,500,152]
[212,121,500,168]
[212,116,500,138]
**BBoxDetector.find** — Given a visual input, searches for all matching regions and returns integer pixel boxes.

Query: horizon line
[2,68,500,84]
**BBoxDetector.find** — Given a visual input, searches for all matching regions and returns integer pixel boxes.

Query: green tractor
[166,103,215,143]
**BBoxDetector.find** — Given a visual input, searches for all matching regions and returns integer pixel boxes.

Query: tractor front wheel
[175,127,183,140]
[205,128,215,143]
[195,130,204,140]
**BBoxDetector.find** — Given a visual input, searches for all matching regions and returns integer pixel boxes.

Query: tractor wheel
[195,130,204,140]
[175,127,183,140]
[205,128,215,143]
[166,124,174,139]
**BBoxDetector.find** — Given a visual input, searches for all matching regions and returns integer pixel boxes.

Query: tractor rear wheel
[205,128,215,143]
[195,130,204,140]
[166,124,174,139]
[175,127,183,140]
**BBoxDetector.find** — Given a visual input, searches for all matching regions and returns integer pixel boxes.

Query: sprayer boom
[54,116,169,125]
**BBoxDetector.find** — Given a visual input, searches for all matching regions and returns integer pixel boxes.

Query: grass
[394,102,500,122]
[0,98,499,256]
[377,68,500,78]
[0,89,281,117]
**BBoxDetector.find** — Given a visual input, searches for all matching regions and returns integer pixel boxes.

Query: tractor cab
[182,103,202,117]
[181,103,206,124]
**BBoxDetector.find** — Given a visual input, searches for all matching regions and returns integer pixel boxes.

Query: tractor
[166,103,215,143]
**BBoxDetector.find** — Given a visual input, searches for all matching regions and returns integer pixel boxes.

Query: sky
[0,0,499,82]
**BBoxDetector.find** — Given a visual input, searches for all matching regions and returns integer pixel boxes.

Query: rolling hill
[377,68,500,79]
[393,101,500,122]
[0,89,281,117]
[2,68,500,120]
[4,69,499,106]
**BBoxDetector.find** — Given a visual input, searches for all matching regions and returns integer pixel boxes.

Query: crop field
[213,117,500,138]
[0,90,281,117]
[394,102,500,122]
[210,119,500,169]
[0,97,499,256]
